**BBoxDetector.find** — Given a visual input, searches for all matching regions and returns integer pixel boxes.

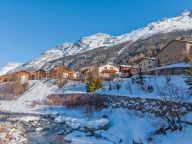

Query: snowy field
[97,75,189,98]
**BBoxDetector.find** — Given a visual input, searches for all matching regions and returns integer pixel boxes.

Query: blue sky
[0,0,192,67]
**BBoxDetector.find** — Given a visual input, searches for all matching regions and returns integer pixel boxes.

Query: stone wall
[145,67,187,75]
[46,93,192,115]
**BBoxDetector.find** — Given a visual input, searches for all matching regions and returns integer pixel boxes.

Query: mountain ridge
[2,9,192,74]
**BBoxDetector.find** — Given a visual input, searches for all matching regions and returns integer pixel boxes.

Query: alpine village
[0,8,192,144]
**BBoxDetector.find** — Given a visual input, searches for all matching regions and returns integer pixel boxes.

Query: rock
[35,127,44,132]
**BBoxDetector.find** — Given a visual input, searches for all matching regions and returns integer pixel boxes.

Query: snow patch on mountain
[0,62,22,76]
[11,47,67,72]
[117,9,192,42]
[60,33,119,56]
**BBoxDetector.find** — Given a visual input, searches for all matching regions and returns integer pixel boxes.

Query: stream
[0,112,69,144]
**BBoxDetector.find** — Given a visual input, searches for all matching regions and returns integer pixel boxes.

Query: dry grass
[0,81,28,99]
[46,94,105,114]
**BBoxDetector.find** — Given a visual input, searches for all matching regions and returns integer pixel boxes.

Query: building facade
[137,57,156,72]
[99,64,119,79]
[50,66,77,80]
[155,40,192,66]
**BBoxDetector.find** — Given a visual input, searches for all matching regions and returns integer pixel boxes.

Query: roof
[80,66,98,72]
[100,69,117,74]
[155,39,192,57]
[52,66,76,73]
[119,65,133,68]
[99,64,119,69]
[13,71,31,75]
[137,57,156,64]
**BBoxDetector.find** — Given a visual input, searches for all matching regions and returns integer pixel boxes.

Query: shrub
[46,94,105,113]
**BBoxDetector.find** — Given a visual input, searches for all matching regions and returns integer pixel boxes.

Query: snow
[96,75,189,98]
[153,62,191,70]
[55,115,109,130]
[42,106,192,144]
[58,81,86,94]
[19,116,40,122]
[65,131,113,144]
[0,80,59,113]
[0,62,22,76]
[0,75,191,144]
[117,9,192,43]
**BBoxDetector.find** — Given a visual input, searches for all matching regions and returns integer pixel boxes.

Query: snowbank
[55,115,109,130]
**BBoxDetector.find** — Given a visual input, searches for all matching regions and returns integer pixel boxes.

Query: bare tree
[157,80,190,132]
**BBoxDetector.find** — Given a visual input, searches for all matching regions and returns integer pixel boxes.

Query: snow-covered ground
[58,81,87,94]
[149,62,191,71]
[0,75,191,144]
[0,75,190,112]
[97,75,189,98]
[40,106,192,144]
[0,79,59,113]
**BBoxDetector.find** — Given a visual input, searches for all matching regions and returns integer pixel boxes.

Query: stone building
[137,57,156,72]
[155,40,192,66]
[80,66,99,79]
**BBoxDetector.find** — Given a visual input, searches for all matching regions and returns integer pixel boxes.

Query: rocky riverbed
[0,112,69,144]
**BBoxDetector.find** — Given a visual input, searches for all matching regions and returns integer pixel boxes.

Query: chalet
[99,64,119,79]
[137,57,156,72]
[119,65,133,77]
[155,40,192,66]
[10,71,31,81]
[30,69,47,80]
[80,66,99,79]
[0,75,9,82]
[50,66,77,80]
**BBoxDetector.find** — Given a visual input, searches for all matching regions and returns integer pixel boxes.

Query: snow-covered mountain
[0,62,23,76]
[11,33,119,72]
[61,33,120,56]
[118,9,192,42]
[6,9,192,72]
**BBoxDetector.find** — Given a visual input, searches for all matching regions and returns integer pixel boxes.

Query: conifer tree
[86,76,102,92]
